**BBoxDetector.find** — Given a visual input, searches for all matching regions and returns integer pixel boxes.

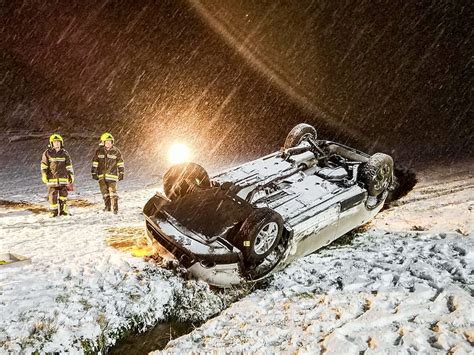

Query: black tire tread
[360,153,394,196]
[237,208,283,265]
[163,162,210,200]
[284,123,317,149]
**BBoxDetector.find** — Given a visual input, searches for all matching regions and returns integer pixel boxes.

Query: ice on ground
[0,188,240,353]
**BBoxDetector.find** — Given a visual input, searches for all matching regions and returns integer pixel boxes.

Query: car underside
[144,124,395,287]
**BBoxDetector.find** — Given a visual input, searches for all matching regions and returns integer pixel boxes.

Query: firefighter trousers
[99,179,118,212]
[48,186,68,216]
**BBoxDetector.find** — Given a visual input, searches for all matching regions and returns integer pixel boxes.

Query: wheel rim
[254,222,279,255]
[374,163,391,191]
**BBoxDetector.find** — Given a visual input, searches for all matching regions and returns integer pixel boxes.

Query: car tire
[360,153,394,196]
[284,123,317,149]
[237,208,284,265]
[163,162,211,200]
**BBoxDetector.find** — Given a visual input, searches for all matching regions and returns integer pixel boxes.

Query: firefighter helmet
[49,133,63,144]
[100,132,114,143]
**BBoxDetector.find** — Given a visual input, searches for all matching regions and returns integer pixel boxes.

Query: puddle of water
[108,321,197,354]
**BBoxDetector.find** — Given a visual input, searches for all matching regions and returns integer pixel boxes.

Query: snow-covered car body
[212,149,382,263]
[144,126,393,287]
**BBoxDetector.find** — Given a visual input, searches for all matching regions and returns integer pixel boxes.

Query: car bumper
[144,214,244,287]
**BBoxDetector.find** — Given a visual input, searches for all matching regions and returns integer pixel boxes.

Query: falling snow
[0,0,472,353]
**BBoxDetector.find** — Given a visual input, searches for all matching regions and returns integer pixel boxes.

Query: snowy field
[161,162,474,354]
[1,142,472,354]
[162,231,473,354]
[0,185,243,353]
[0,135,242,353]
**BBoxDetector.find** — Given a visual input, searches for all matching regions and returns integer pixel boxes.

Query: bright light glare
[168,143,191,164]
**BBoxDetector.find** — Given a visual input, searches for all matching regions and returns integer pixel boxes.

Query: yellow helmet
[100,132,114,143]
[49,133,63,144]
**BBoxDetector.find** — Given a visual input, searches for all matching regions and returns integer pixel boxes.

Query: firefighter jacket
[41,148,74,186]
[91,146,124,182]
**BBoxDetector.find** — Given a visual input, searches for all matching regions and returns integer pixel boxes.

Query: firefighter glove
[92,173,99,181]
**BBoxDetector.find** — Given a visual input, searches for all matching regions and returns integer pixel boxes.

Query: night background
[1,0,472,168]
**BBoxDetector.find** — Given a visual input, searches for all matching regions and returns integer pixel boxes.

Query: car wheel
[284,123,317,149]
[360,153,394,196]
[163,162,211,200]
[237,208,283,265]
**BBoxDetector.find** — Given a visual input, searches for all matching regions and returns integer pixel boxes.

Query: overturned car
[144,124,394,287]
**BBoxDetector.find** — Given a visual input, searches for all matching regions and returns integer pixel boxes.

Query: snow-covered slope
[159,162,474,354]
[161,231,473,354]
[1,138,472,354]
[0,187,240,353]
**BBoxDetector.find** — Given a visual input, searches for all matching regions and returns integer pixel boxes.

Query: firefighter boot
[59,195,69,216]
[59,201,69,216]
[111,197,118,214]
[103,196,111,212]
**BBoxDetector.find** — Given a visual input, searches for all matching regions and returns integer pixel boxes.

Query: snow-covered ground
[0,134,243,353]
[162,232,473,354]
[373,161,473,235]
[1,135,472,354]
[0,184,243,353]
[160,162,474,354]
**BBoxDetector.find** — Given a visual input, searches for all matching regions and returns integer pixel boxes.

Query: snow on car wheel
[284,123,317,149]
[360,153,394,196]
[237,208,283,265]
[163,162,211,200]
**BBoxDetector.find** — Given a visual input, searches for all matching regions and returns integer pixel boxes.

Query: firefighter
[41,133,75,217]
[91,132,124,214]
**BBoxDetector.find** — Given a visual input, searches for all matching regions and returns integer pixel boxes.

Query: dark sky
[0,0,472,165]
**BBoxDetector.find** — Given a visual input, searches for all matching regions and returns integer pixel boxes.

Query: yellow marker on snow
[131,246,154,257]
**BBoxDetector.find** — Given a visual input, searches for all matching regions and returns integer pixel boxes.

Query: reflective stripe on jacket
[91,146,124,181]
[41,148,74,185]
